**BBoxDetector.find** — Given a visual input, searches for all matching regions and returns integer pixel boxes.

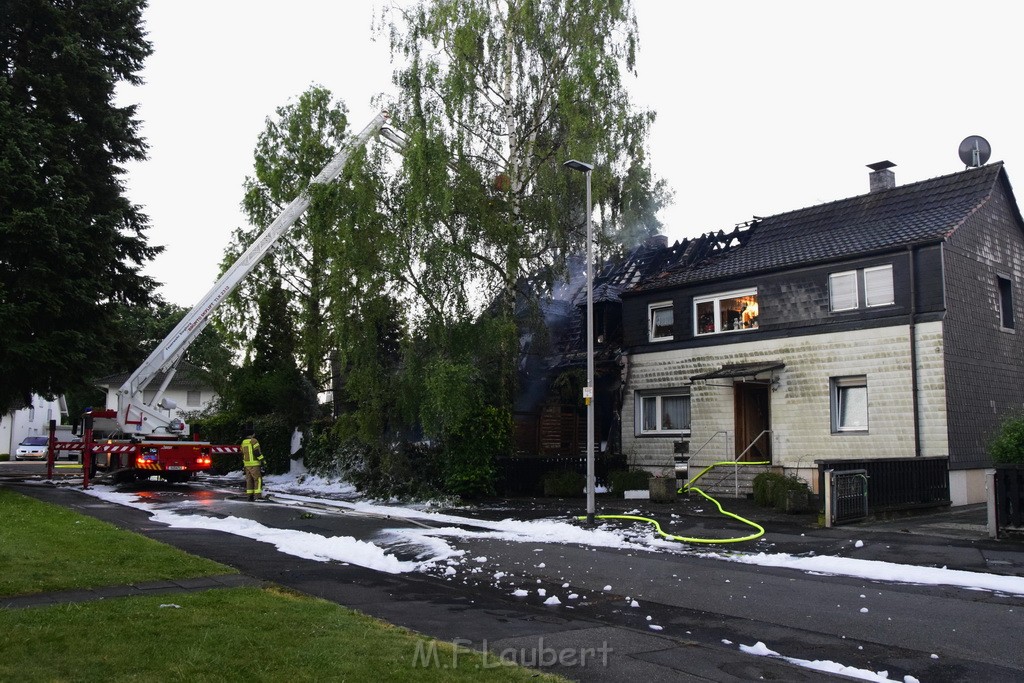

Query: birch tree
[383,0,669,320]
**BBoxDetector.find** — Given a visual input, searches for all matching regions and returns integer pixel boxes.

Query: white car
[14,436,49,460]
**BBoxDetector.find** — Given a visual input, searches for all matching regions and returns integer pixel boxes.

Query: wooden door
[734,382,771,462]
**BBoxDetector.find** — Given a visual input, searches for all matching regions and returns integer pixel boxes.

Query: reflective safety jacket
[241,438,264,467]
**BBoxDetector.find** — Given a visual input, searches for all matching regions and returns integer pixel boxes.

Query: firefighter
[240,430,265,501]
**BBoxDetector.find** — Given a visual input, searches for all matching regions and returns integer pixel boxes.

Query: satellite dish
[958,136,991,168]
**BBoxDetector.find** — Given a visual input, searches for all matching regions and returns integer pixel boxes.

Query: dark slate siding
[623,250,945,353]
[943,182,1024,470]
[914,244,945,313]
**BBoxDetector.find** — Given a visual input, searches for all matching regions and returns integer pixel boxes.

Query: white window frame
[830,376,868,433]
[648,302,674,342]
[828,271,858,311]
[186,390,202,407]
[864,265,895,307]
[635,390,690,436]
[693,288,758,335]
[830,265,895,312]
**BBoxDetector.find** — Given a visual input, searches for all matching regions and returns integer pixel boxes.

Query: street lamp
[563,159,596,525]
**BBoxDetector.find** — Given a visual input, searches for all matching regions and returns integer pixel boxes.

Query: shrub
[609,469,652,493]
[989,413,1024,464]
[543,470,585,498]
[441,405,508,499]
[753,472,810,510]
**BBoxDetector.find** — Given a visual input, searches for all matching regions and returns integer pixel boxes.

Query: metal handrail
[729,430,772,496]
[735,430,771,463]
[689,431,729,463]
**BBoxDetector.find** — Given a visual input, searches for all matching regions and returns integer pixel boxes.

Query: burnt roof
[632,162,1014,293]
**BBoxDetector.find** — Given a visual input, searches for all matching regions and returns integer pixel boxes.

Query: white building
[1,394,68,456]
[93,361,219,426]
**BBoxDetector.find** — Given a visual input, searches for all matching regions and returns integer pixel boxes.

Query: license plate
[167,465,186,470]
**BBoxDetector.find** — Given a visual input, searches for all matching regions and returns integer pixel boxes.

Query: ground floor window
[831,376,868,433]
[636,389,690,435]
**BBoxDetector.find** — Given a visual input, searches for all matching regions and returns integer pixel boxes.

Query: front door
[734,382,771,462]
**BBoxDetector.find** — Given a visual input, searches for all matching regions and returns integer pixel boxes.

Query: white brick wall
[622,322,948,475]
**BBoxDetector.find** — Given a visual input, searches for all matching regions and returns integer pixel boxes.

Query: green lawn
[0,488,564,682]
[0,488,231,596]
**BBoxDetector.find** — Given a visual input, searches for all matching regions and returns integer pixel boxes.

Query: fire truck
[47,112,407,485]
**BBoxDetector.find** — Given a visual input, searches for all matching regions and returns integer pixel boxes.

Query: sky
[77,465,1024,683]
[119,1,1024,308]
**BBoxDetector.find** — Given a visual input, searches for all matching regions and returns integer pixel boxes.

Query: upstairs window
[649,302,674,341]
[829,272,858,311]
[829,265,894,311]
[998,275,1015,330]
[187,390,202,407]
[864,265,895,307]
[695,289,758,335]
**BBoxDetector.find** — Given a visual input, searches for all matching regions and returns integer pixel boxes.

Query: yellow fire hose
[579,461,771,544]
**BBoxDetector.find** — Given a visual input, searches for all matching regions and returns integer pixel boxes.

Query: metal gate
[825,469,869,526]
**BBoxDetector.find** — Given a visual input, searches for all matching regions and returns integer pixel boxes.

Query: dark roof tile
[632,162,1005,292]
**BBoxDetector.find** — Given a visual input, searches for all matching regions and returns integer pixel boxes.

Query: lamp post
[563,159,595,525]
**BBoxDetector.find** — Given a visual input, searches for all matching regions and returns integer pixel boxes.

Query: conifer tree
[0,0,160,412]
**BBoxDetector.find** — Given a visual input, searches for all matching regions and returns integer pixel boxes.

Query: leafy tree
[220,86,392,394]
[375,0,669,488]
[222,275,318,430]
[0,0,161,413]
[383,0,670,319]
[220,85,408,458]
[990,413,1024,464]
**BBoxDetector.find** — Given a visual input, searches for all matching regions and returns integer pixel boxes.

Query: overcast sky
[120,1,1024,308]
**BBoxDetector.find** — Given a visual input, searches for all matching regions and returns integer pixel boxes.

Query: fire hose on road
[579,460,772,544]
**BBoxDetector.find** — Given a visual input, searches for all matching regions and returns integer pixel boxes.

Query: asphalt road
[6,477,1023,682]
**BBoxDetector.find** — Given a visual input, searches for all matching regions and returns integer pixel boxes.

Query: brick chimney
[867,160,896,193]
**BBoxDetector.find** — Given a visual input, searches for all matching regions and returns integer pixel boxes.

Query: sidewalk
[0,574,262,610]
[450,492,1024,578]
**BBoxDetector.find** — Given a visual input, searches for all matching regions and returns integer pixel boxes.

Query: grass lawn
[0,488,565,682]
[0,488,232,596]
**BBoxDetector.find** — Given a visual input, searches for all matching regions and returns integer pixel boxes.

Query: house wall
[623,250,944,351]
[941,185,1024,471]
[621,322,948,483]
[1,395,65,455]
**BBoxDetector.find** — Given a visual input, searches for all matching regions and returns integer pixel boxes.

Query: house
[619,161,1024,506]
[93,361,219,427]
[1,394,68,456]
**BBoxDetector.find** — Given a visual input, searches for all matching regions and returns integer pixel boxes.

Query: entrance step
[687,460,770,499]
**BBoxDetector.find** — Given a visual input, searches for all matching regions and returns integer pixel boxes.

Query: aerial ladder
[49,112,409,484]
